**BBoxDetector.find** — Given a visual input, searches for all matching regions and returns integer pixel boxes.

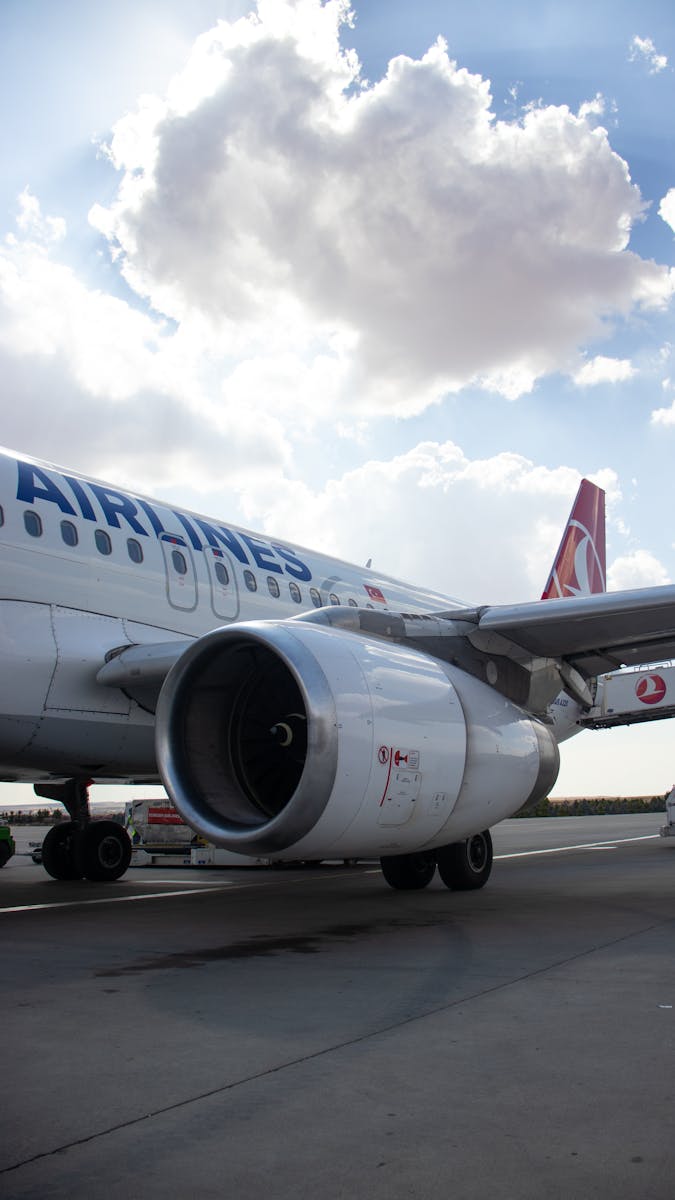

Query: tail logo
[636,674,667,705]
[547,519,606,598]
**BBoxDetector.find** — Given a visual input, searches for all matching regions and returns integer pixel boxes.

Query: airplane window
[95,529,112,556]
[215,561,229,586]
[329,593,340,605]
[348,598,358,607]
[171,549,187,575]
[289,582,302,604]
[244,570,257,592]
[267,576,280,598]
[24,511,43,538]
[0,505,4,526]
[310,587,322,608]
[60,520,78,547]
[127,538,143,564]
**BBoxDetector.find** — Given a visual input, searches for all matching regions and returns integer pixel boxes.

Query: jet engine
[155,619,559,860]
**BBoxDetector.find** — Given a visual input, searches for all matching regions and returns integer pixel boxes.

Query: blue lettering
[16,463,76,515]
[136,498,166,537]
[195,519,249,565]
[87,484,148,536]
[173,512,203,551]
[273,543,312,582]
[241,534,282,573]
[63,475,97,521]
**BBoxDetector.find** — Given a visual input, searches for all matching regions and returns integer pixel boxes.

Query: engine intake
[155,623,339,853]
[155,619,559,859]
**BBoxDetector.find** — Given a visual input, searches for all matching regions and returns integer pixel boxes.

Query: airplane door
[204,545,240,620]
[159,533,198,611]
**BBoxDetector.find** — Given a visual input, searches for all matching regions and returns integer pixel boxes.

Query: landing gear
[436,830,493,891]
[380,851,437,890]
[82,820,131,881]
[35,781,131,882]
[41,821,84,880]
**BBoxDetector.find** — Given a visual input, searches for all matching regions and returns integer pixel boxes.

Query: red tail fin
[541,479,606,599]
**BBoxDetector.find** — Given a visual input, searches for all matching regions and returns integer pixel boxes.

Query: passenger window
[329,593,340,606]
[289,582,302,604]
[215,561,229,586]
[267,576,280,598]
[95,529,112,556]
[127,538,143,564]
[310,587,322,608]
[171,549,187,575]
[0,504,4,526]
[244,570,257,592]
[60,520,78,547]
[24,511,43,538]
[348,598,358,607]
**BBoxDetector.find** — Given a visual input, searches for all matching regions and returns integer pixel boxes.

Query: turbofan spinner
[155,619,559,887]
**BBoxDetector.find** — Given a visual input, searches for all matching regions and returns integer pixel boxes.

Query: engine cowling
[155,619,559,859]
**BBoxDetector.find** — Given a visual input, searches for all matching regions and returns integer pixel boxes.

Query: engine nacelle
[155,620,559,859]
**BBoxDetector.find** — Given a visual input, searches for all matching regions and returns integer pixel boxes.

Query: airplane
[1,446,674,891]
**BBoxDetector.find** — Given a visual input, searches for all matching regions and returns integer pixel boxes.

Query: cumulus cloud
[0,205,292,492]
[236,442,617,604]
[607,549,670,590]
[660,188,675,234]
[573,355,636,386]
[89,0,673,414]
[629,35,668,75]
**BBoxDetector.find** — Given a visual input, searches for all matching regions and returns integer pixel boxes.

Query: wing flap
[438,585,675,676]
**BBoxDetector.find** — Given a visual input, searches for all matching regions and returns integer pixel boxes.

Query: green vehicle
[0,825,16,867]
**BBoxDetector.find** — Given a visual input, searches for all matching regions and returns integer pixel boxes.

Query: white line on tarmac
[495,833,659,859]
[0,834,662,913]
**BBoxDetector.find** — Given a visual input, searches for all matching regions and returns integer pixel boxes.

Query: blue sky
[1,0,675,801]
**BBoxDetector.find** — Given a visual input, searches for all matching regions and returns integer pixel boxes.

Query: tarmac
[1,813,674,1199]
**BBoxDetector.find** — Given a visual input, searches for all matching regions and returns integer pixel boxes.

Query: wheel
[0,841,11,867]
[380,851,436,890]
[41,822,84,880]
[83,821,132,881]
[436,830,493,891]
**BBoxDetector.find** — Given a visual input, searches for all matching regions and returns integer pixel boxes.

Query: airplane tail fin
[541,479,606,599]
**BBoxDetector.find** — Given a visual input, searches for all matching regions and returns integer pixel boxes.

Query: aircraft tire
[0,841,11,867]
[42,822,84,881]
[436,831,493,891]
[83,821,132,882]
[380,851,436,890]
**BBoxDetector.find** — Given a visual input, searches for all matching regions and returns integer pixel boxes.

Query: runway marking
[495,833,659,859]
[0,886,240,914]
[0,835,661,913]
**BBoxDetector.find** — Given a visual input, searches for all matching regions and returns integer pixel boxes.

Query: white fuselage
[1,447,483,782]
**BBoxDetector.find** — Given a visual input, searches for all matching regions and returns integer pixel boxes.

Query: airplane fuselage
[0,448,472,782]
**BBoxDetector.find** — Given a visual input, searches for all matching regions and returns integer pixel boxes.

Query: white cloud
[659,188,675,234]
[629,35,668,75]
[607,549,671,590]
[0,210,292,493]
[573,355,636,386]
[237,443,616,604]
[88,0,673,414]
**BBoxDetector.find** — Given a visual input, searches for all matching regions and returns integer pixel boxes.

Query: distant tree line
[0,809,125,825]
[518,795,667,818]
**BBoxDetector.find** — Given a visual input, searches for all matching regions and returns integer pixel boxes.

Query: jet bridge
[579,663,675,729]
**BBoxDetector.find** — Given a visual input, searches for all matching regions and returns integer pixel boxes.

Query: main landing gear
[380,830,493,892]
[35,780,132,882]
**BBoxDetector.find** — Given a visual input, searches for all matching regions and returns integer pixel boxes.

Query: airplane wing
[439,584,675,677]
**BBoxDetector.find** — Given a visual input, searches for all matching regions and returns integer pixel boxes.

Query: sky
[1,0,675,804]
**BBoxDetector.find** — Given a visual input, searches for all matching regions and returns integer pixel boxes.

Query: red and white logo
[542,480,606,600]
[635,674,667,705]
[364,584,386,604]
